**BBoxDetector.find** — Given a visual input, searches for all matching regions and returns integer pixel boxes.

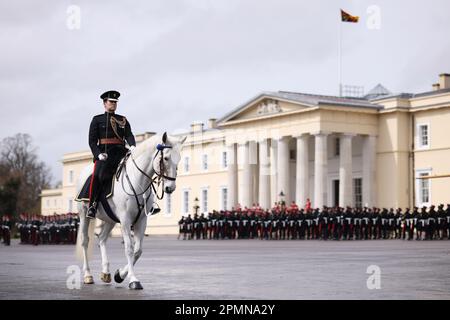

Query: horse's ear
[162,132,167,144]
[180,136,187,144]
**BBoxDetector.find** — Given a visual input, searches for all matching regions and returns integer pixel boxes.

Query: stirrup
[87,205,97,219]
[145,203,161,217]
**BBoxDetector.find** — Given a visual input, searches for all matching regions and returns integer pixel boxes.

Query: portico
[221,92,379,210]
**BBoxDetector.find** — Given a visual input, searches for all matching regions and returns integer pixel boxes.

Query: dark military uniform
[87,90,136,218]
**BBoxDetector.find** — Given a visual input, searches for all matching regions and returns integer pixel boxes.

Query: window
[165,193,172,215]
[183,190,189,214]
[202,154,208,170]
[46,200,50,208]
[353,178,362,208]
[221,187,228,211]
[68,199,73,212]
[54,199,57,207]
[335,138,340,156]
[417,124,430,149]
[416,170,431,206]
[202,189,208,213]
[184,157,190,173]
[68,170,74,184]
[222,151,228,168]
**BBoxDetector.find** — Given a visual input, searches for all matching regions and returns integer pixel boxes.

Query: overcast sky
[1,0,450,184]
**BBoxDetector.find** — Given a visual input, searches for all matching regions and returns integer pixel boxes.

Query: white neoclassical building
[41,73,450,235]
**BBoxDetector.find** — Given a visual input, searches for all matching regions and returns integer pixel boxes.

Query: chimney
[207,118,217,129]
[432,83,440,91]
[439,73,450,90]
[190,121,204,133]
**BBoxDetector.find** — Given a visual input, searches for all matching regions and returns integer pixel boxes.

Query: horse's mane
[132,134,161,159]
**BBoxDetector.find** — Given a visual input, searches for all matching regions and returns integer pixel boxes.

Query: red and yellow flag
[341,9,359,23]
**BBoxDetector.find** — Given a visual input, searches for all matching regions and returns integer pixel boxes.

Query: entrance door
[333,180,340,207]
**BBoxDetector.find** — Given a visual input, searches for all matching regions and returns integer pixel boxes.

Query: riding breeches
[88,146,126,207]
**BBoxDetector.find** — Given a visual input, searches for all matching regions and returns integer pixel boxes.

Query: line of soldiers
[15,213,80,245]
[178,203,450,241]
[1,215,12,246]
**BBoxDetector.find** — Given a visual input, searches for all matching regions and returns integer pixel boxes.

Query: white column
[314,133,328,208]
[258,139,270,210]
[270,139,278,207]
[226,143,238,210]
[296,134,309,207]
[339,134,354,207]
[249,140,257,207]
[277,136,290,203]
[241,142,251,208]
[362,135,377,207]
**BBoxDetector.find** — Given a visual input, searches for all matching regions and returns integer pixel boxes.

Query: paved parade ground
[1,236,450,300]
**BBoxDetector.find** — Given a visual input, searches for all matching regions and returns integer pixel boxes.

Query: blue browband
[156,144,172,151]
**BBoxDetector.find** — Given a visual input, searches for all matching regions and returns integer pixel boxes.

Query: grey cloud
[1,0,450,182]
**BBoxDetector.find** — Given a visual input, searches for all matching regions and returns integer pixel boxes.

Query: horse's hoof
[100,272,111,283]
[84,275,94,284]
[129,281,143,290]
[114,269,124,284]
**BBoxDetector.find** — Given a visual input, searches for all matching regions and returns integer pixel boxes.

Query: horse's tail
[75,202,96,262]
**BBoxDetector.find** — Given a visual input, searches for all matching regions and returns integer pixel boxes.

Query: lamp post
[193,197,200,215]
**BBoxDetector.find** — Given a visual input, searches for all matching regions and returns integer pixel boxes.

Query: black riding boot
[87,201,98,219]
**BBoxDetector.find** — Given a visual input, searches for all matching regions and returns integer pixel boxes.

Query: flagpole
[339,16,343,97]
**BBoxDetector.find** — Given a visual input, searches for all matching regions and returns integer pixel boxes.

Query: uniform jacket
[89,112,136,159]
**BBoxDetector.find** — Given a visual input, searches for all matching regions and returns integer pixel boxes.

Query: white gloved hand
[98,153,108,161]
[129,145,136,152]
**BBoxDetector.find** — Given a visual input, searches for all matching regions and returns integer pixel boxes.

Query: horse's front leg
[79,210,94,284]
[117,222,143,290]
[98,221,115,283]
[114,217,146,289]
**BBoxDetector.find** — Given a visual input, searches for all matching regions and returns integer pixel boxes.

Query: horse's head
[153,132,186,194]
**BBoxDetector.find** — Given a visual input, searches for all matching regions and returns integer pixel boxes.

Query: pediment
[224,96,310,123]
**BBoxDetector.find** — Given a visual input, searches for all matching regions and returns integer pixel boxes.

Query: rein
[116,143,176,220]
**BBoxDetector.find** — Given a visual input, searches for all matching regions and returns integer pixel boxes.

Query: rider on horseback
[87,90,136,219]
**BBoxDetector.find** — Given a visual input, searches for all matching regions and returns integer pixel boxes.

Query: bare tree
[0,133,52,217]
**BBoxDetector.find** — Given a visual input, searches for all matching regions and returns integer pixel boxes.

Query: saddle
[75,154,129,202]
[74,173,116,202]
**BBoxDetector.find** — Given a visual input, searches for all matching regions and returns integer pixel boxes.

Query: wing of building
[40,73,450,235]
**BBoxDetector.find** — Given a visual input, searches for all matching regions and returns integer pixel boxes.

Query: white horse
[75,132,185,290]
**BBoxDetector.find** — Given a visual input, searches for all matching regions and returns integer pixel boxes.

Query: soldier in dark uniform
[387,208,395,239]
[199,213,208,239]
[177,216,186,240]
[353,207,362,240]
[185,214,193,240]
[380,208,388,239]
[402,208,412,240]
[417,207,427,240]
[318,207,329,240]
[87,90,136,219]
[361,207,370,240]
[427,205,437,240]
[297,209,305,240]
[287,209,298,240]
[249,211,258,239]
[411,206,419,240]
[342,207,353,240]
[436,204,446,240]
[1,215,12,246]
[40,216,50,244]
[192,213,200,240]
[445,204,450,240]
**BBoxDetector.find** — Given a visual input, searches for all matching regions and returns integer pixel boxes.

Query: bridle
[116,142,177,220]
